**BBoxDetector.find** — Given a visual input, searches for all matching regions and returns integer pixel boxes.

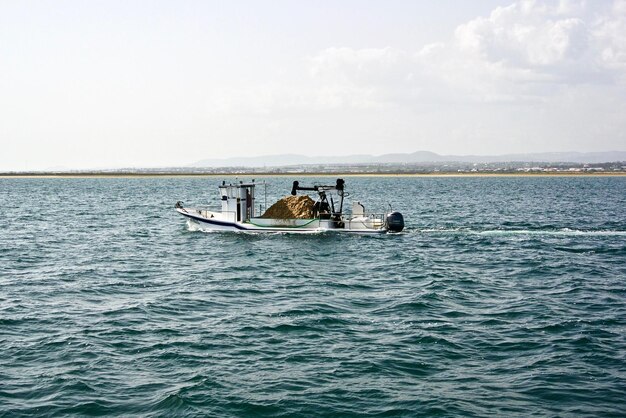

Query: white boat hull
[176,208,388,234]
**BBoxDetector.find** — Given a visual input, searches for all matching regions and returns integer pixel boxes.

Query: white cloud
[299,0,626,109]
[306,47,416,109]
[593,0,626,71]
[309,47,410,83]
[447,0,626,88]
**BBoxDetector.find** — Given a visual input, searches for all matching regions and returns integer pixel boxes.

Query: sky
[1,0,625,170]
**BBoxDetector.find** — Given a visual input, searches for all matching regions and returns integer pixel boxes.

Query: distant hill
[191,151,626,167]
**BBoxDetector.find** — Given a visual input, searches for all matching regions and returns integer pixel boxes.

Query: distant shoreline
[1,171,625,178]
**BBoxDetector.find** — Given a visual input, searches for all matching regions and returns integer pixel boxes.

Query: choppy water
[1,176,625,416]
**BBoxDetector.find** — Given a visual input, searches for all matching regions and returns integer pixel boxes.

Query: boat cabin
[219,181,256,222]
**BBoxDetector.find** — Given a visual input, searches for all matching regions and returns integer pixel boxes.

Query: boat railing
[189,207,216,218]
[190,205,221,212]
[188,206,234,220]
[342,212,386,230]
[346,212,386,220]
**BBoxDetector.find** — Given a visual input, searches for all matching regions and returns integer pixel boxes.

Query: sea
[1,175,625,417]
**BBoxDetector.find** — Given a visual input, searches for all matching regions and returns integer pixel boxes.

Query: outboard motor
[386,211,404,232]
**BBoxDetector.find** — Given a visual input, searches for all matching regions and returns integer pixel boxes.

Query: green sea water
[1,176,625,416]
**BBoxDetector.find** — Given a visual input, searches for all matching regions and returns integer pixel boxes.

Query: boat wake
[415,227,626,237]
[186,220,230,234]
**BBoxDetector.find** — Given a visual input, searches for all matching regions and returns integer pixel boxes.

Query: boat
[175,178,404,234]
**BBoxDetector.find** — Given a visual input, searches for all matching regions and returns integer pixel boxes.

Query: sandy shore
[1,172,625,178]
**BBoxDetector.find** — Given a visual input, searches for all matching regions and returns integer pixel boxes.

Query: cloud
[306,47,416,109]
[207,48,415,114]
[593,0,626,71]
[309,47,410,84]
[304,0,626,106]
[440,0,626,87]
[454,10,587,67]
[205,0,625,117]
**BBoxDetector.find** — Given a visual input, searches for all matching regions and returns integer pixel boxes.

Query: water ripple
[1,176,625,416]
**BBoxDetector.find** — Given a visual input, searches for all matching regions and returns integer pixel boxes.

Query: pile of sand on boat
[261,195,314,219]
